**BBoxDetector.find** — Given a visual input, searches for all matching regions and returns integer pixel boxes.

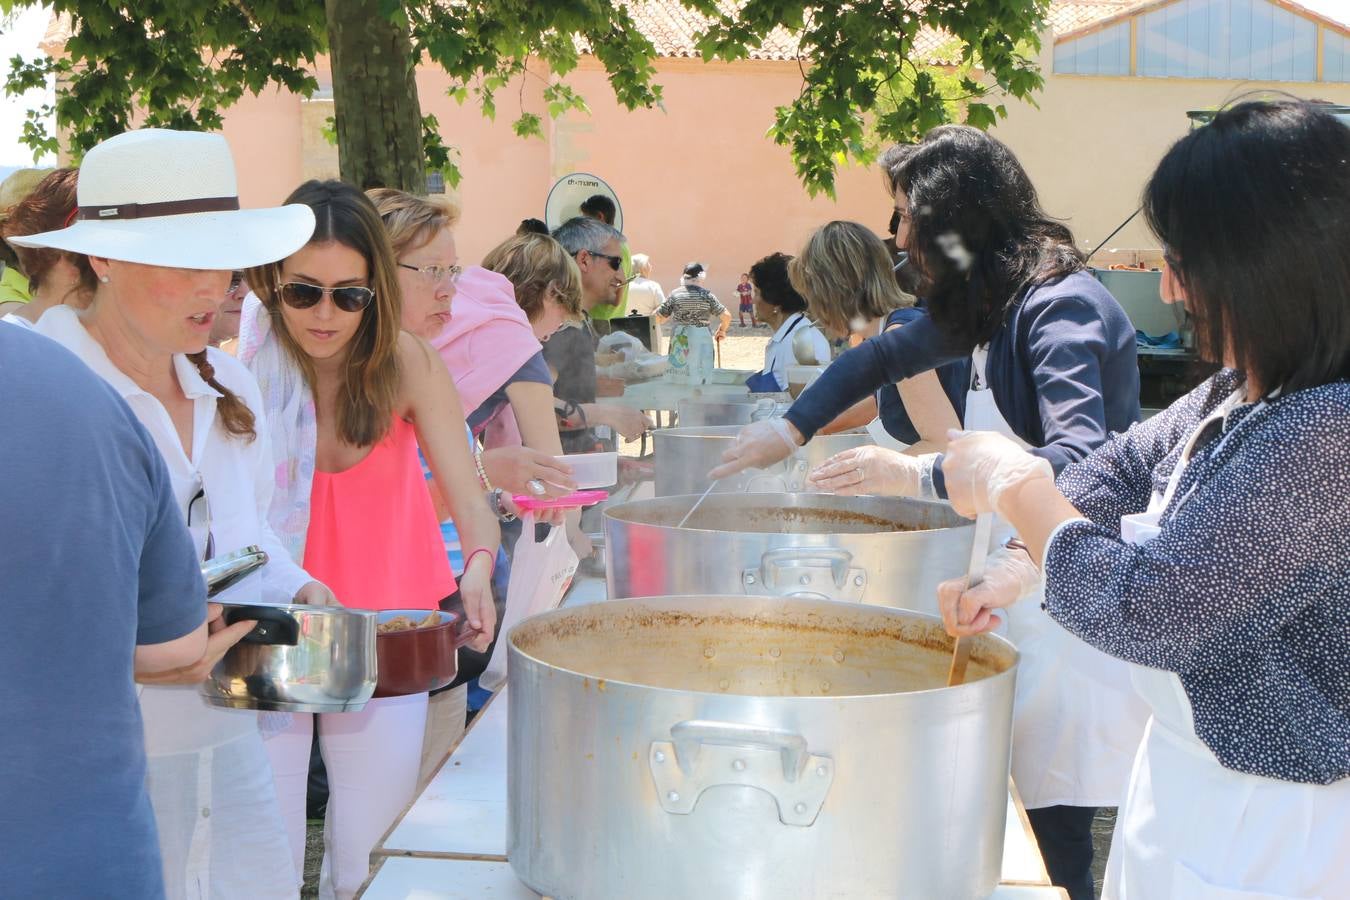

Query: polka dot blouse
[1045,369,1350,785]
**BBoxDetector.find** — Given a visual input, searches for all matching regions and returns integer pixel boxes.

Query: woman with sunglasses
[712,125,1145,900]
[16,128,326,898]
[940,98,1350,900]
[240,179,500,900]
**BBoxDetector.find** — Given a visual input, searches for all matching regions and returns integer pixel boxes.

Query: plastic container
[512,490,609,511]
[556,451,618,489]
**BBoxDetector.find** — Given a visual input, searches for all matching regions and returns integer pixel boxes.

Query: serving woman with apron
[939,99,1350,900]
[742,252,830,394]
[712,125,1146,900]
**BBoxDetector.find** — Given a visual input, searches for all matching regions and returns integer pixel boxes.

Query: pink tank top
[304,416,456,610]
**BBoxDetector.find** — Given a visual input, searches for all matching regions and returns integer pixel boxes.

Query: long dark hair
[248,180,402,447]
[890,126,1083,350]
[1144,99,1350,397]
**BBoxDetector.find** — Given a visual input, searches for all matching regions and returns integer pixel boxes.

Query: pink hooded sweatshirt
[429,265,543,428]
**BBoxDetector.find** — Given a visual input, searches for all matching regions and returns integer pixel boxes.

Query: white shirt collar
[770,312,807,343]
[36,304,222,401]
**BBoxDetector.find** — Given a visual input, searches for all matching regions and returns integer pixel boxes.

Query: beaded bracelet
[473,447,493,492]
[464,547,497,576]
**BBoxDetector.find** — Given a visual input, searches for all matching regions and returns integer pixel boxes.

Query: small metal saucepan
[198,547,379,713]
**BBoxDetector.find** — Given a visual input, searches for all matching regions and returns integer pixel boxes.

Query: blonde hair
[789,221,911,335]
[481,233,583,320]
[367,188,461,259]
[248,180,403,448]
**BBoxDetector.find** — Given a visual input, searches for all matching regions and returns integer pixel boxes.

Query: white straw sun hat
[8,128,315,269]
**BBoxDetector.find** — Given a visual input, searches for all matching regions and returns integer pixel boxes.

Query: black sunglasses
[277,281,375,312]
[187,474,215,563]
[583,251,624,272]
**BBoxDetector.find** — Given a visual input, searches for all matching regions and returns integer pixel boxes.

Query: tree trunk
[325,0,425,192]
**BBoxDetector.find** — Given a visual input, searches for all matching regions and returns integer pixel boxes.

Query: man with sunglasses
[545,216,650,453]
[578,193,631,335]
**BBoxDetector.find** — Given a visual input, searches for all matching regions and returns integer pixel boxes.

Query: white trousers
[146,731,297,900]
[263,693,428,900]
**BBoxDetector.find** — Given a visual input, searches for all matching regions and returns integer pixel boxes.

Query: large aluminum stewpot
[605,492,974,614]
[507,595,1018,900]
[675,397,788,427]
[198,547,378,713]
[654,425,871,495]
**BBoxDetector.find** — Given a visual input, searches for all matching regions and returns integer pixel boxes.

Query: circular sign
[545,172,622,233]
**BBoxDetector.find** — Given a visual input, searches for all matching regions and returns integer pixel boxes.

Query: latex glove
[458,551,498,653]
[481,446,576,498]
[293,580,341,606]
[941,429,1054,518]
[707,417,802,480]
[808,446,938,498]
[135,603,257,685]
[938,545,1041,637]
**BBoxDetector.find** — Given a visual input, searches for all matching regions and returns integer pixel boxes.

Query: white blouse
[37,305,313,753]
[762,312,831,390]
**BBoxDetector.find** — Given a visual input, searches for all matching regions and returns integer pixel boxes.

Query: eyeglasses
[277,281,375,312]
[584,251,624,272]
[399,262,463,285]
[227,271,244,296]
[187,474,215,563]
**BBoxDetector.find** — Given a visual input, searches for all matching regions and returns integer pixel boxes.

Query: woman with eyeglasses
[17,128,326,899]
[940,98,1350,900]
[712,125,1145,900]
[240,179,500,900]
[370,191,581,781]
[209,270,248,353]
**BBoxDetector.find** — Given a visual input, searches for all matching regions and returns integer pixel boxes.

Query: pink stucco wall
[220,56,893,304]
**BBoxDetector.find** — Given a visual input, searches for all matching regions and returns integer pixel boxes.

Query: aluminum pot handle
[742,547,867,602]
[649,719,835,827]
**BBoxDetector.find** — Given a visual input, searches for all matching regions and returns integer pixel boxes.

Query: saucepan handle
[439,593,479,649]
[222,604,300,646]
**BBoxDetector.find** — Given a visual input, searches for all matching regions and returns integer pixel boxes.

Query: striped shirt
[657,284,727,326]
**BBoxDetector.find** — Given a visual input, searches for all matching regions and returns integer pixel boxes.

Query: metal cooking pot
[654,424,872,495]
[675,397,788,428]
[507,595,1018,900]
[605,492,974,614]
[198,547,378,713]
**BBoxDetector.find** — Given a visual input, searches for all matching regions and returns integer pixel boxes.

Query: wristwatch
[487,487,517,523]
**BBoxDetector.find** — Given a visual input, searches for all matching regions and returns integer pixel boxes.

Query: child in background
[735,272,756,326]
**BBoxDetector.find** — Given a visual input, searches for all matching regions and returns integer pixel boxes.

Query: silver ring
[527,478,547,495]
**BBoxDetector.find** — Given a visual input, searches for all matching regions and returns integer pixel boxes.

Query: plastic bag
[597,330,645,360]
[478,515,579,692]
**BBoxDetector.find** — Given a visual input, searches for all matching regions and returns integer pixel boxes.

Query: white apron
[865,317,913,452]
[968,346,1150,809]
[1104,394,1350,900]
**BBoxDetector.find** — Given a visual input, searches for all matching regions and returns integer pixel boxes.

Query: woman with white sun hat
[12,127,323,898]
